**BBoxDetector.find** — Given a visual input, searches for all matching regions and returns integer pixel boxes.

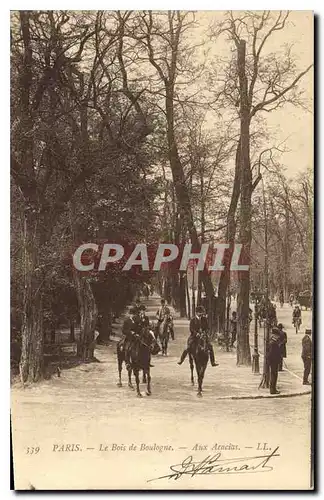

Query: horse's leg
[117,350,123,387]
[189,354,194,385]
[197,366,203,397]
[127,366,134,389]
[198,361,207,397]
[134,369,142,397]
[143,372,147,383]
[146,368,151,396]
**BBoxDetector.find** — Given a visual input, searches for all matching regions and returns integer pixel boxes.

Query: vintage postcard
[10,10,314,490]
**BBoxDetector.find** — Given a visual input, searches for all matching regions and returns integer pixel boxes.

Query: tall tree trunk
[217,140,241,332]
[165,85,214,303]
[237,39,251,366]
[74,273,98,360]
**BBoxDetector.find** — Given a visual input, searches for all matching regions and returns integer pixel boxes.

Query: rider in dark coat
[177,306,218,366]
[266,327,282,395]
[277,323,287,371]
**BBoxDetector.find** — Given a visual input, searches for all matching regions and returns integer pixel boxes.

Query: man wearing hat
[177,305,218,366]
[301,329,312,385]
[266,327,282,394]
[277,323,287,371]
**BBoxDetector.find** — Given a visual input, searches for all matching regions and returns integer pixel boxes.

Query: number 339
[26,447,40,454]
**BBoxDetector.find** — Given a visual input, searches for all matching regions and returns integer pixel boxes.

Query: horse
[159,318,172,356]
[117,327,160,397]
[188,331,209,397]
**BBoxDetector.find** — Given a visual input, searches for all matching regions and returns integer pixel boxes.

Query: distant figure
[178,306,218,367]
[289,293,294,307]
[292,304,302,333]
[267,327,282,395]
[156,298,167,336]
[301,329,312,385]
[277,323,287,371]
[230,311,237,347]
[138,304,150,329]
[279,290,284,307]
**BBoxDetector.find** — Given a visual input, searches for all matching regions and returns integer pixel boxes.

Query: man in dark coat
[177,306,218,366]
[267,327,282,394]
[277,323,287,371]
[301,329,312,385]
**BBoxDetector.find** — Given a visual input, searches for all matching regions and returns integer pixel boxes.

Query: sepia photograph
[10,9,314,490]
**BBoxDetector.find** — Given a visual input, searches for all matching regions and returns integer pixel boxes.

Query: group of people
[119,295,312,395]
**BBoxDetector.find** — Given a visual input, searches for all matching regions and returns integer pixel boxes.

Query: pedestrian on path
[267,327,282,395]
[277,323,287,371]
[301,329,312,385]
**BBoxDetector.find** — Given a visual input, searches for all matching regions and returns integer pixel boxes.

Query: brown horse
[117,327,160,397]
[188,332,209,397]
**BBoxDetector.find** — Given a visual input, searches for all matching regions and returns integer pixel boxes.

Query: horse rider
[177,305,218,367]
[161,306,175,340]
[122,306,154,368]
[279,289,284,307]
[156,298,167,336]
[266,327,282,395]
[230,311,237,347]
[292,304,302,330]
[121,306,140,364]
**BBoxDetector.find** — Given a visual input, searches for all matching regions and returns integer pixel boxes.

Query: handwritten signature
[147,446,280,482]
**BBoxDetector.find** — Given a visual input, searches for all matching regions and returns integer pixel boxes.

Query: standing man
[301,329,312,385]
[277,323,287,371]
[178,306,218,366]
[266,327,282,395]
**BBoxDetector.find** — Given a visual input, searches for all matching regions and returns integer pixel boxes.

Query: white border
[2,4,321,499]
